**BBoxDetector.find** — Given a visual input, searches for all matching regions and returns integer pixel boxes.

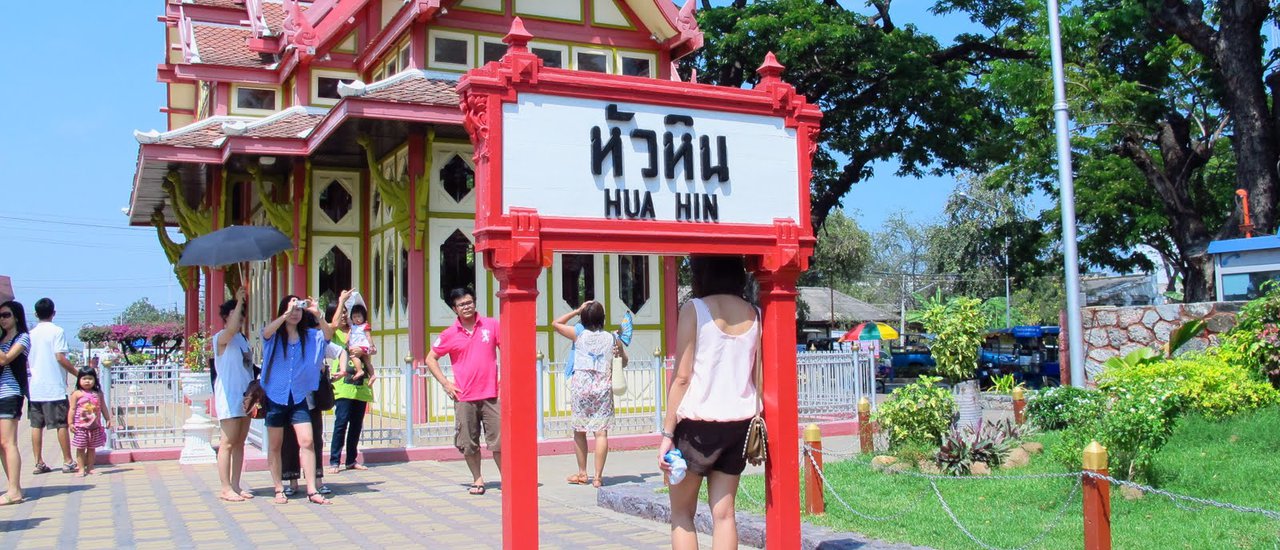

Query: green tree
[688,0,1033,232]
[115,298,182,326]
[798,209,872,293]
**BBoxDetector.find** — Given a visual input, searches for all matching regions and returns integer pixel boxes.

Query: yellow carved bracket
[358,134,414,248]
[162,170,212,239]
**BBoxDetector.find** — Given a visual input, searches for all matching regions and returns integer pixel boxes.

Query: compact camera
[295,300,310,310]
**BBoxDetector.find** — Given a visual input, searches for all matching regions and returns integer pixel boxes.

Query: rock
[1153,320,1175,342]
[1121,486,1144,500]
[1088,348,1114,362]
[1118,308,1143,326]
[1156,304,1182,322]
[1002,448,1031,469]
[1108,328,1129,347]
[1141,309,1161,327]
[918,460,941,475]
[871,455,899,471]
[970,462,991,476]
[1205,313,1238,333]
[885,463,910,475]
[1085,328,1109,347]
[1096,309,1118,326]
[1186,302,1212,317]
[1020,442,1044,455]
[1127,325,1155,345]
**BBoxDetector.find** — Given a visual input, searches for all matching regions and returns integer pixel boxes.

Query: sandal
[346,463,368,471]
[468,484,486,495]
[31,463,51,475]
[327,466,341,474]
[0,494,24,506]
[566,473,588,485]
[272,491,288,505]
[238,490,255,499]
[307,492,331,505]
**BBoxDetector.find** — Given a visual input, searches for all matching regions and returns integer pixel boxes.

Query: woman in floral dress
[553,300,627,488]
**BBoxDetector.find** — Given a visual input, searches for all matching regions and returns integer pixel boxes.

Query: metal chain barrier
[804,445,1081,482]
[931,476,1081,550]
[738,483,765,507]
[1082,471,1280,521]
[804,447,929,521]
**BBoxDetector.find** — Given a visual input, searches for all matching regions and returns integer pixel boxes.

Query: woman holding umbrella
[260,295,335,505]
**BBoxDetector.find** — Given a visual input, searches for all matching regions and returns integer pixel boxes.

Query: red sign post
[458,19,821,549]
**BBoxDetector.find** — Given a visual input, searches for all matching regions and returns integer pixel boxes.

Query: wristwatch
[661,430,675,439]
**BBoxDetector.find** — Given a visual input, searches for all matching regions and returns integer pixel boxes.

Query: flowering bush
[78,322,184,364]
[182,333,211,372]
[1025,386,1106,430]
[1218,282,1280,387]
[875,376,956,447]
[1098,352,1278,419]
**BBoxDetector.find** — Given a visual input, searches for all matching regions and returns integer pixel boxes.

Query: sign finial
[503,17,534,53]
[756,52,785,84]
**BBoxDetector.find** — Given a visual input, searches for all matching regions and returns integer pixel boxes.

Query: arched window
[440,154,474,202]
[372,248,382,319]
[385,243,396,314]
[561,254,594,309]
[318,179,353,223]
[617,255,649,313]
[317,246,352,313]
[439,230,476,307]
[401,247,410,313]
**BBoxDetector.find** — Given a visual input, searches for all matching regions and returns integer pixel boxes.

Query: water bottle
[664,449,687,485]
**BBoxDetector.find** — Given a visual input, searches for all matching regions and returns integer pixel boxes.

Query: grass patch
[730,407,1280,549]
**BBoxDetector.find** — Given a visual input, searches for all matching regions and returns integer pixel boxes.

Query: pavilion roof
[340,70,460,106]
[192,24,277,69]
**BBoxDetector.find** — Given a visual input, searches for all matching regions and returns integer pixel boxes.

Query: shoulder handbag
[743,314,767,466]
[611,355,628,396]
[314,366,336,411]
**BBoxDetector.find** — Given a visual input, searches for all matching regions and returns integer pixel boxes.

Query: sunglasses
[0,312,11,319]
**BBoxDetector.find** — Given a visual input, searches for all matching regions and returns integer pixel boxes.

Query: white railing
[108,352,874,453]
[101,363,189,449]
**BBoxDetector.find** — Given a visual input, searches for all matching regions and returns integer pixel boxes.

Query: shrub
[1051,379,1182,481]
[910,293,991,381]
[1218,282,1280,387]
[934,419,1027,475]
[1098,352,1278,419]
[875,375,955,447]
[1025,386,1106,430]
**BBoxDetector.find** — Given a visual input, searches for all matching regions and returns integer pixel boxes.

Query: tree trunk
[1181,252,1216,303]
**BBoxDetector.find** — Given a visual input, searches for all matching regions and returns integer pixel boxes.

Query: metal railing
[101,363,188,449]
[108,351,873,453]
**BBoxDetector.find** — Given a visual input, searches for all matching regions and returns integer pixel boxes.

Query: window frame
[571,46,613,74]
[311,69,359,106]
[230,84,281,116]
[529,41,569,69]
[617,51,657,78]
[428,29,476,72]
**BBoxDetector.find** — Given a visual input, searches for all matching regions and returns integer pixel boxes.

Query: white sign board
[501,93,800,225]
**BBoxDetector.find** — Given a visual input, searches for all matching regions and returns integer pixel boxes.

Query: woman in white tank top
[658,256,760,550]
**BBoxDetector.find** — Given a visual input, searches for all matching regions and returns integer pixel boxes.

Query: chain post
[100,359,114,451]
[803,424,824,515]
[857,397,872,454]
[403,354,415,448]
[1013,386,1026,426]
[1083,441,1112,550]
[536,351,545,441]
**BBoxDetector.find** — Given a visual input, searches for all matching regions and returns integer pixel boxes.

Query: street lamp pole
[1047,0,1087,388]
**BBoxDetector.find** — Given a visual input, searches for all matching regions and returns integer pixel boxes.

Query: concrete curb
[597,482,932,550]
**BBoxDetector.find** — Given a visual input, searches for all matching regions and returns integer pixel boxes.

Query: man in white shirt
[27,298,77,474]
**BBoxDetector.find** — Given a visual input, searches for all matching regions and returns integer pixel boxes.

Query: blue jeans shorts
[0,396,23,420]
[264,398,311,428]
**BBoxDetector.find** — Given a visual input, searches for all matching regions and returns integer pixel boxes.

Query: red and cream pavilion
[128,0,704,367]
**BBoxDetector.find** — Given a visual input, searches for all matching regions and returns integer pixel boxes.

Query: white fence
[111,351,875,453]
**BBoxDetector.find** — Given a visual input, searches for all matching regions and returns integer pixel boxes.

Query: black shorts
[28,398,69,429]
[0,396,24,420]
[673,418,753,477]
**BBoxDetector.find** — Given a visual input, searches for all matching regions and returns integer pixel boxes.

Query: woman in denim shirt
[260,295,334,505]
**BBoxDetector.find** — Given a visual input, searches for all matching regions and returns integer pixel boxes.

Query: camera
[295,300,310,310]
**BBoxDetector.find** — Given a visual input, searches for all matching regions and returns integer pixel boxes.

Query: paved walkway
[0,421,702,549]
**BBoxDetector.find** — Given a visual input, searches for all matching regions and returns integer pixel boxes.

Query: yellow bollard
[803,423,824,515]
[857,397,872,454]
[1083,441,1112,550]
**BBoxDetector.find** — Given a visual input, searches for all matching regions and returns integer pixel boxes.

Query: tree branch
[928,38,1035,65]
[867,1,894,33]
[1151,0,1217,55]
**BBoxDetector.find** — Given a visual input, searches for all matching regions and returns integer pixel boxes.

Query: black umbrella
[177,225,294,267]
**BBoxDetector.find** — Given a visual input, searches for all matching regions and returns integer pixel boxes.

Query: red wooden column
[290,162,308,294]
[184,267,200,336]
[754,235,804,550]
[485,209,545,549]
[406,133,428,367]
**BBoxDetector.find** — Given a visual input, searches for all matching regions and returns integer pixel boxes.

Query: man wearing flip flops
[424,288,501,495]
[27,299,77,475]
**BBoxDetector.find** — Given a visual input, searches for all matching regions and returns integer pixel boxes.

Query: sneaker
[31,463,52,475]
[318,485,333,495]
[61,462,77,474]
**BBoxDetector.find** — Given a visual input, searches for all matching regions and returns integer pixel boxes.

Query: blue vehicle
[980,326,1060,388]
[887,334,936,379]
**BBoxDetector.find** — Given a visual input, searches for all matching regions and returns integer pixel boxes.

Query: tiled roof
[349,71,462,107]
[193,24,275,68]
[139,117,247,148]
[138,107,327,148]
[239,108,327,139]
[185,0,244,8]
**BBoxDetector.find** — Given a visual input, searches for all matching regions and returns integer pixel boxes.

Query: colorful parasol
[839,322,900,342]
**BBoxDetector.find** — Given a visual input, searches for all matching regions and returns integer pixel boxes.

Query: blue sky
[0,1,975,343]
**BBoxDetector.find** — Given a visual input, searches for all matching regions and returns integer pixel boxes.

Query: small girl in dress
[67,367,111,477]
[344,303,376,383]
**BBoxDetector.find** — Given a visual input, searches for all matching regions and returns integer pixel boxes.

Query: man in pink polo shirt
[424,288,501,495]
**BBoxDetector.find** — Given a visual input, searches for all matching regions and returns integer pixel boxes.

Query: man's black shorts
[28,398,69,429]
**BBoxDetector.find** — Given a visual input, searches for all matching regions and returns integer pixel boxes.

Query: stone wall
[1079,301,1242,379]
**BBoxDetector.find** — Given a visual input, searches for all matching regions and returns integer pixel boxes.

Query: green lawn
[732,407,1280,549]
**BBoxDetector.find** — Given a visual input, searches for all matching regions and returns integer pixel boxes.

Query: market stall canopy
[839,321,900,342]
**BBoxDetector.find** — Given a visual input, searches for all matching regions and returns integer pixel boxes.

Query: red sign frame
[457,19,820,550]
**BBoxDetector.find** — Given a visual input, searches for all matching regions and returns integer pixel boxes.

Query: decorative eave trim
[338,68,459,98]
[133,115,251,144]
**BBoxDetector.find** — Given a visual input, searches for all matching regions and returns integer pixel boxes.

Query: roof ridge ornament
[502,17,534,54]
[756,51,784,85]
[338,79,368,98]
[245,0,273,38]
[134,130,162,144]
[222,120,249,135]
[177,7,202,64]
[282,0,318,61]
